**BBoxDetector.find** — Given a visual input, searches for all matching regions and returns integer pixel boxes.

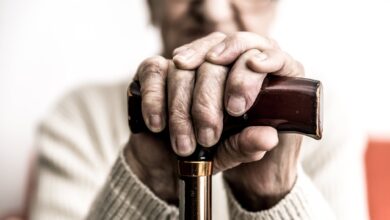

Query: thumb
[212,126,278,173]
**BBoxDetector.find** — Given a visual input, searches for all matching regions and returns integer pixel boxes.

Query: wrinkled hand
[126,32,304,210]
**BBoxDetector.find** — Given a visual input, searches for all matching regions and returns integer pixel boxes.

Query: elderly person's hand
[126,31,304,210]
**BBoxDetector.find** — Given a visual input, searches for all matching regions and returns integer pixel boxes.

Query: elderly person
[28,0,368,219]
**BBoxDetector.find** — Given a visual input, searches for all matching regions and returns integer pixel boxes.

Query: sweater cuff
[87,149,179,219]
[225,168,335,220]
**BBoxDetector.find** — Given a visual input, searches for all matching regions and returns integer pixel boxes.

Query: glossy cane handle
[127,75,323,160]
[222,75,323,140]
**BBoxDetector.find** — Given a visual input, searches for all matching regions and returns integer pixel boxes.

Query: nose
[190,0,233,25]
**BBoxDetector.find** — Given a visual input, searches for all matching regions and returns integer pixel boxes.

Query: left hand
[173,31,305,211]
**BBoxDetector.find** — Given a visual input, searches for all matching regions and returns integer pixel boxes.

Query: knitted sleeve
[28,83,179,220]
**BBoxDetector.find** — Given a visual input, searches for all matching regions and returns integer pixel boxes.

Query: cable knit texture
[29,82,369,220]
[225,168,335,220]
[86,153,179,219]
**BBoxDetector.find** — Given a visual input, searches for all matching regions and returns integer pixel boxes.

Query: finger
[206,32,277,65]
[213,126,278,173]
[167,62,197,156]
[192,62,228,147]
[172,32,226,70]
[224,49,267,116]
[247,49,305,77]
[135,56,169,132]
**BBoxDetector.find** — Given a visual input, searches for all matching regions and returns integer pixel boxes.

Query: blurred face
[148,0,278,57]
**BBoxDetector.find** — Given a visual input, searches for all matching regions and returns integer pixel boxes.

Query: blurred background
[0,0,389,218]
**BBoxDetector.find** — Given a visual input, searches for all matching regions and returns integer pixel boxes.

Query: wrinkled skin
[126,0,304,210]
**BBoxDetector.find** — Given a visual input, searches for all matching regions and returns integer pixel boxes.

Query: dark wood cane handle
[127,75,323,160]
[222,75,323,140]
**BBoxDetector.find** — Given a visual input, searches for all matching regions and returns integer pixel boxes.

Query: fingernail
[208,43,226,58]
[227,96,246,115]
[147,114,162,132]
[255,52,267,61]
[175,48,195,61]
[175,135,194,156]
[198,127,216,147]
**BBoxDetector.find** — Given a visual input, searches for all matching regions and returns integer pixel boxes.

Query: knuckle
[242,49,263,61]
[225,135,241,157]
[197,62,218,75]
[198,62,227,74]
[169,102,190,120]
[213,150,233,172]
[192,104,220,129]
[190,32,226,51]
[228,32,277,50]
[146,55,166,64]
[171,73,195,88]
[197,64,227,91]
[169,108,191,130]
[212,156,224,172]
[142,89,163,106]
[246,48,261,55]
[141,75,164,92]
[230,32,243,41]
[167,60,178,73]
[267,37,280,49]
[139,56,167,78]
[226,37,245,55]
[142,56,164,68]
[198,61,214,71]
[259,36,278,50]
[209,31,226,39]
[228,77,249,93]
[229,32,250,45]
[173,43,190,54]
[198,40,214,51]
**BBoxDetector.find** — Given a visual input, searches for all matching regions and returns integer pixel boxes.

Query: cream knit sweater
[29,81,369,220]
